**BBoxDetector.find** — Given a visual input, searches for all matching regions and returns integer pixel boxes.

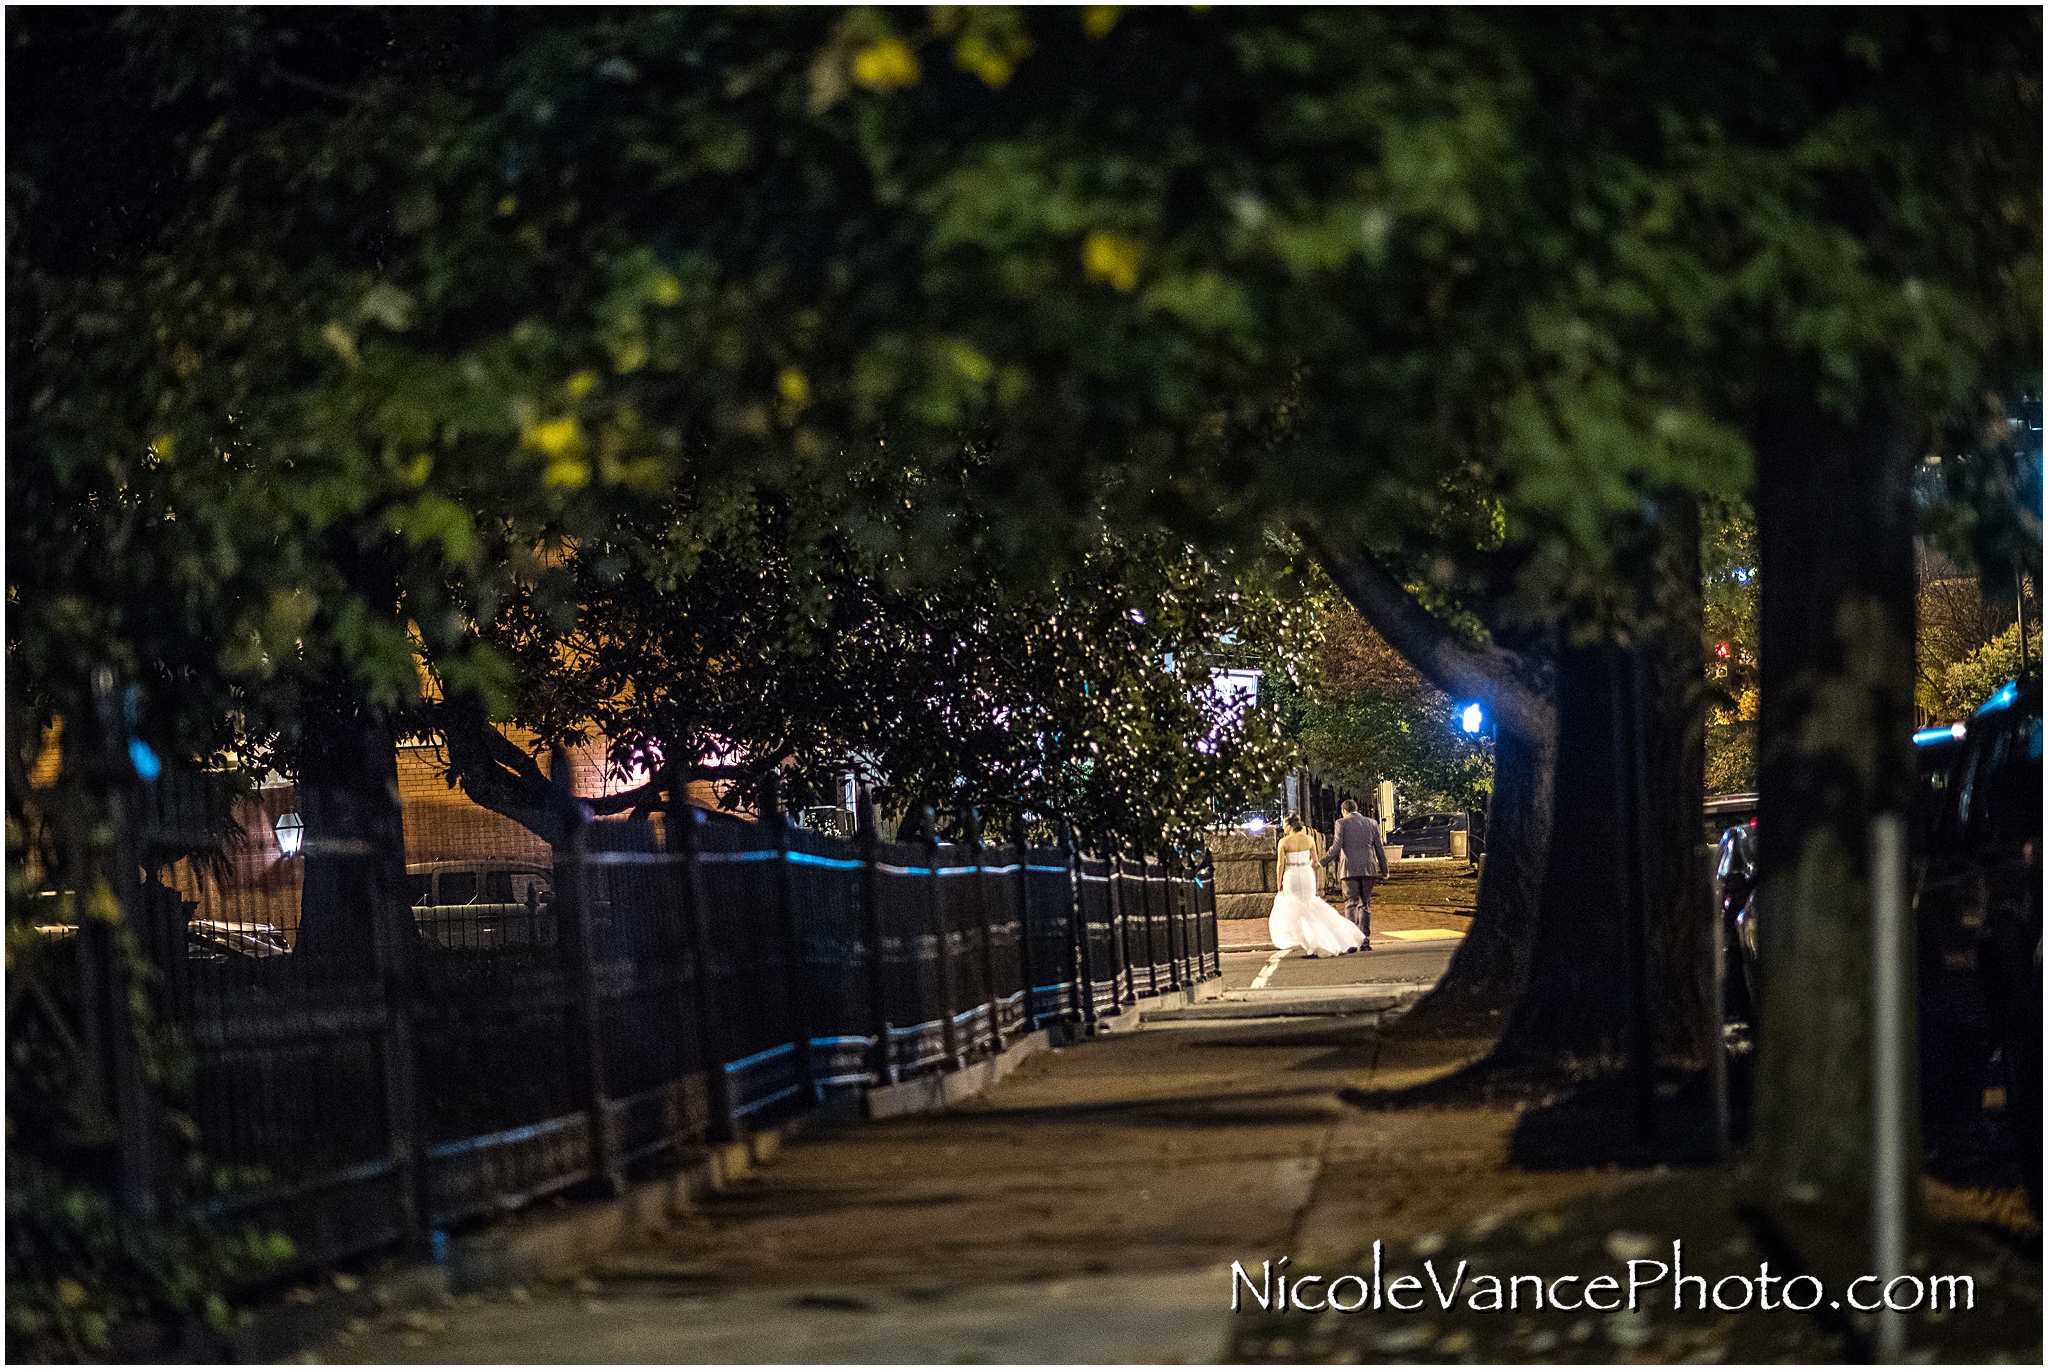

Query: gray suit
[1322,812,1386,941]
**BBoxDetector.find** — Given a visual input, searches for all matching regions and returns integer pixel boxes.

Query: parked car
[1715,679,2041,1212]
[1914,677,2040,1212]
[1387,812,1467,858]
[407,860,557,950]
[1702,792,1758,847]
[187,919,292,961]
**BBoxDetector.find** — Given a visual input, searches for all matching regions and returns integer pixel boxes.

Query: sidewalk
[1217,862,1478,953]
[285,978,2040,1363]
[295,1006,1585,1363]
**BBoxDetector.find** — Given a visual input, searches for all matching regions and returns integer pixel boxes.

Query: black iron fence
[118,790,1218,1274]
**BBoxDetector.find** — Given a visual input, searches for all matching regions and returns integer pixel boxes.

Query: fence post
[86,672,161,1223]
[1060,820,1096,1031]
[964,810,1004,1054]
[1136,846,1160,998]
[1010,813,1039,1035]
[1198,851,1219,978]
[761,775,816,1107]
[1109,841,1137,1006]
[1171,847,1187,987]
[675,804,737,1143]
[918,806,962,1069]
[554,752,618,1195]
[857,793,895,1085]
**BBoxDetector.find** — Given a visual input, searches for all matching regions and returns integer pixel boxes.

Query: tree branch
[1297,527,1555,745]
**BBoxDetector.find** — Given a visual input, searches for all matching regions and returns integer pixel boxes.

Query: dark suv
[1387,811,1467,857]
[1915,677,2041,1211]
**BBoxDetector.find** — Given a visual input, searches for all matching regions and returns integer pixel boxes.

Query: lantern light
[1458,702,1485,735]
[275,811,305,857]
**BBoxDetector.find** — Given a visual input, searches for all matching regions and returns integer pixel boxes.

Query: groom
[1321,799,1387,948]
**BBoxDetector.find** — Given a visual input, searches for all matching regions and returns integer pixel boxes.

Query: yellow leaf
[649,272,682,306]
[497,196,518,216]
[148,433,175,465]
[30,717,62,788]
[1083,231,1146,292]
[58,1279,88,1308]
[1082,6,1120,38]
[567,370,598,398]
[611,335,649,374]
[321,321,360,368]
[85,878,121,924]
[853,38,920,91]
[543,458,590,489]
[777,367,811,405]
[526,416,582,457]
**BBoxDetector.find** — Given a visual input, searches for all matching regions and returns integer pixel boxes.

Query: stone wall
[1208,830,1340,919]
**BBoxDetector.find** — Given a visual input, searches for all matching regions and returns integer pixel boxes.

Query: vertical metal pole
[372,795,427,1245]
[1010,813,1040,1034]
[1176,851,1194,987]
[1871,811,1910,1364]
[920,807,962,1068]
[1061,821,1097,1030]
[1200,852,1220,978]
[1138,848,1160,998]
[676,804,737,1143]
[88,671,160,1222]
[1160,849,1184,993]
[1111,844,1137,1006]
[965,810,1003,1054]
[1711,892,1730,1157]
[857,791,896,1085]
[761,775,816,1106]
[555,748,617,1193]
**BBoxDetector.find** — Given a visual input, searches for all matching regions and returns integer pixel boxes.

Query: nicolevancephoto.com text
[1231,1242,1977,1318]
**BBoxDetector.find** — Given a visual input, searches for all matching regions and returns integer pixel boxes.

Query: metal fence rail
[129,792,1218,1274]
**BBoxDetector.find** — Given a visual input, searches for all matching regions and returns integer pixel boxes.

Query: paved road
[1214,942,1457,995]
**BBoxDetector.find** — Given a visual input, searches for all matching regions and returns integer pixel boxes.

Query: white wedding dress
[1268,850,1364,957]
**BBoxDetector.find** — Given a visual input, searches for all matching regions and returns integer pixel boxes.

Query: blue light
[1732,567,1752,584]
[1459,702,1485,735]
[1244,816,1267,836]
[127,739,162,781]
[1913,723,1966,747]
[1975,679,2020,716]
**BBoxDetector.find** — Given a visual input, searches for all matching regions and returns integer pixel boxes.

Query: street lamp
[1458,701,1485,735]
[274,811,305,857]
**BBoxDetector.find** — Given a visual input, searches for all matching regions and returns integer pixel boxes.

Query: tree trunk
[1304,532,1560,1029]
[1496,498,1712,1066]
[291,679,410,970]
[1401,720,1555,1034]
[1750,400,1919,1201]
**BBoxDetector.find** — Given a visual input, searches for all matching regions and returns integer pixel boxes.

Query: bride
[1269,814,1364,958]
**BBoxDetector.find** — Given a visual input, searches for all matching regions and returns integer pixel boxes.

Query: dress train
[1268,851,1364,957]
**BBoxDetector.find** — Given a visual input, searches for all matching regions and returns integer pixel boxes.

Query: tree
[472,481,1315,848]
[14,7,2038,1217]
[1703,506,1759,794]
[1291,600,1495,815]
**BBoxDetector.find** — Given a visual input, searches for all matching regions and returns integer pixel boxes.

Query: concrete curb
[1087,975,1226,1033]
[865,1025,1055,1119]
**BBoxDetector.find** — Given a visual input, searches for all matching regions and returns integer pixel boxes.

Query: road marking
[1379,928,1467,942]
[1250,949,1289,990]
